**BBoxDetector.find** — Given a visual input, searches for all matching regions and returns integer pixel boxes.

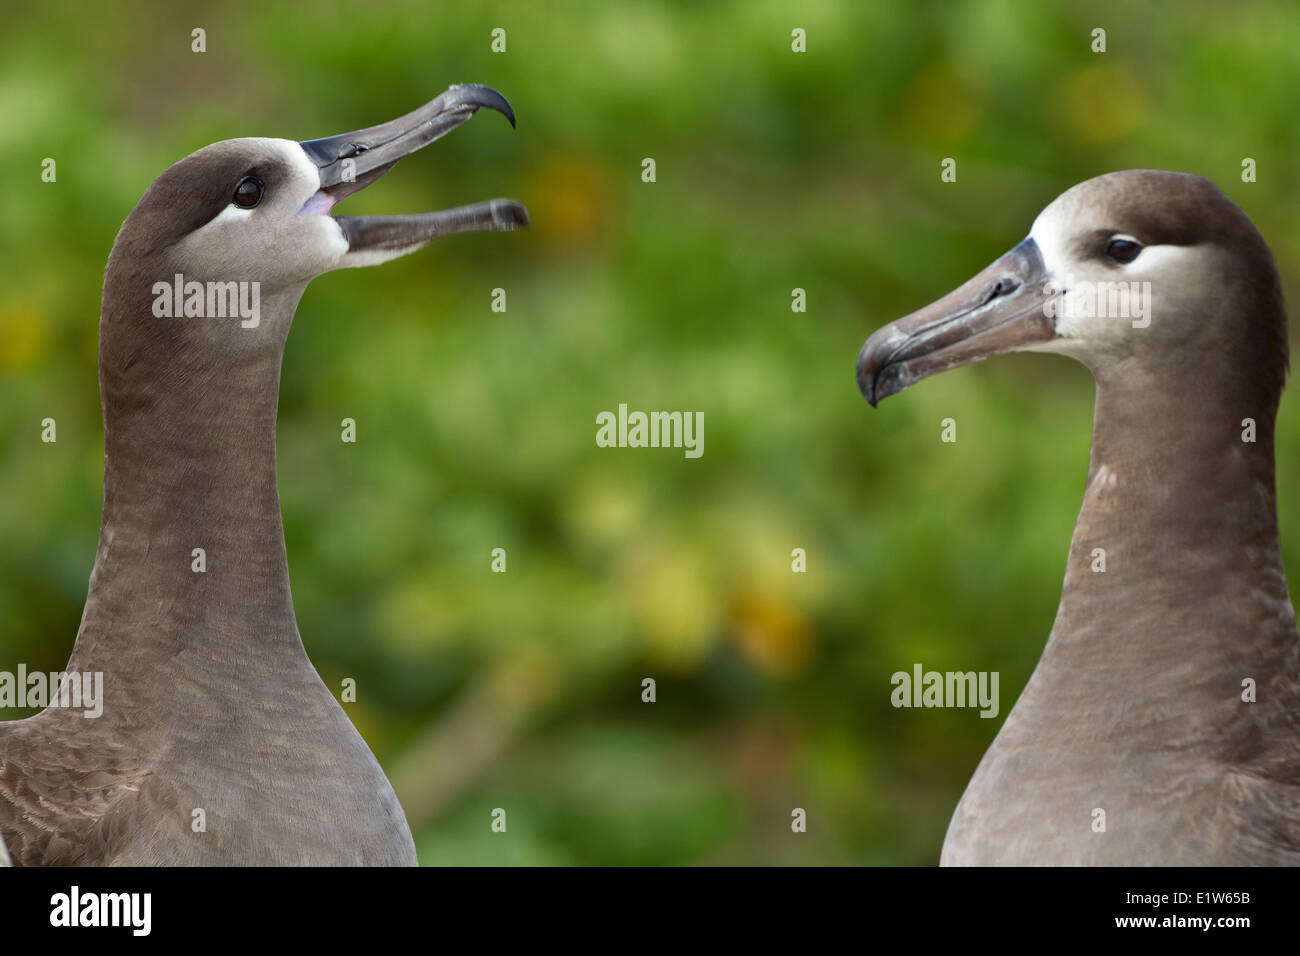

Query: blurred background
[2,0,1298,864]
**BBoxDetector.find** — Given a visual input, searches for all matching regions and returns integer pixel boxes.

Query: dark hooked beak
[856,238,1056,406]
[300,84,528,254]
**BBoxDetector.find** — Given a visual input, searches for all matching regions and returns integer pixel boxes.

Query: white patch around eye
[1046,244,1185,339]
[202,204,256,229]
[1112,242,1185,272]
[192,139,324,233]
[1029,203,1182,339]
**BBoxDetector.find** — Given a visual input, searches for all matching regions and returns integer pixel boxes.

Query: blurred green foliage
[1,0,1298,864]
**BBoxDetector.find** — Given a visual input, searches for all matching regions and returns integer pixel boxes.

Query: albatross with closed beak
[0,84,527,865]
[857,170,1300,865]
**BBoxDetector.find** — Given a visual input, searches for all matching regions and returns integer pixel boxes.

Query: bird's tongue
[297,190,337,217]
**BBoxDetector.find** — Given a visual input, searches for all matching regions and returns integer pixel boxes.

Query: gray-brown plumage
[0,85,527,865]
[857,170,1300,865]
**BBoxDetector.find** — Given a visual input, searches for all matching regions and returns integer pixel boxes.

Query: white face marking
[191,139,324,230]
[1029,197,1184,345]
[1028,201,1073,282]
[277,137,330,203]
[203,204,256,228]
[1023,191,1221,366]
[337,237,425,269]
[175,138,350,288]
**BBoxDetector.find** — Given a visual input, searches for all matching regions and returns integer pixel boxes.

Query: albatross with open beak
[858,170,1300,865]
[0,84,526,866]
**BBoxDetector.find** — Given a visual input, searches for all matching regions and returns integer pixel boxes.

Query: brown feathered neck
[71,179,311,679]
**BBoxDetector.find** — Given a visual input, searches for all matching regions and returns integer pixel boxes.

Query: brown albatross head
[856,170,1287,408]
[99,84,528,398]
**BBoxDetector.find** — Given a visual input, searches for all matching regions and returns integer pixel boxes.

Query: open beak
[299,84,528,257]
[856,238,1057,406]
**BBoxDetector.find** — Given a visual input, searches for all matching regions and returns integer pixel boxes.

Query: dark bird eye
[232,176,264,209]
[1105,238,1142,263]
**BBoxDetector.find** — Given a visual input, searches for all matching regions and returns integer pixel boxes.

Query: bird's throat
[1030,363,1296,728]
[73,301,303,676]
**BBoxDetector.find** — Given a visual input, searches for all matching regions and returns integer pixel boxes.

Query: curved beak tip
[856,355,879,408]
[450,83,516,128]
[305,86,527,258]
[301,83,519,195]
[503,201,530,230]
[854,237,1053,409]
